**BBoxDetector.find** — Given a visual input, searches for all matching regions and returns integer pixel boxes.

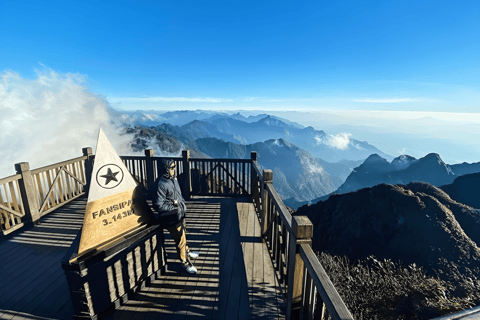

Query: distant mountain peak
[259,115,273,122]
[257,115,291,128]
[419,153,452,171]
[364,153,388,162]
[424,152,442,159]
[393,154,417,162]
[391,154,417,171]
[266,138,291,148]
[230,112,247,121]
[420,153,450,165]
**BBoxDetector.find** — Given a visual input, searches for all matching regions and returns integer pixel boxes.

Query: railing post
[182,150,191,200]
[287,216,314,320]
[15,162,41,224]
[82,147,93,195]
[145,149,155,189]
[250,152,257,196]
[261,169,273,241]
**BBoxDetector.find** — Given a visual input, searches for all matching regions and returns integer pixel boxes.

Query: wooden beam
[0,203,24,218]
[15,162,41,223]
[39,166,65,214]
[62,165,86,186]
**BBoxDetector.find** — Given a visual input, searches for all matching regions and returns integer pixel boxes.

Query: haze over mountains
[307,153,480,207]
[126,110,392,162]
[123,110,480,210]
[128,125,339,202]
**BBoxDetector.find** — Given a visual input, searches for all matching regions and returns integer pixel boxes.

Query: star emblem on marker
[100,168,120,185]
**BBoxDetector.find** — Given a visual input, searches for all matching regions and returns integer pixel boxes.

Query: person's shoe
[187,249,199,259]
[181,260,197,274]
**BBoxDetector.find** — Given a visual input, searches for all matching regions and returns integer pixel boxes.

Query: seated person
[149,159,199,274]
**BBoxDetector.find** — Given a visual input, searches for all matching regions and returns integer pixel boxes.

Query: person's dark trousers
[166,220,189,262]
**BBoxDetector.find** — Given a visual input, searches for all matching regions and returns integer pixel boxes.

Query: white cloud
[264,99,283,102]
[109,96,233,103]
[353,98,419,103]
[307,164,324,174]
[142,113,162,121]
[273,139,283,147]
[326,133,352,150]
[0,68,173,178]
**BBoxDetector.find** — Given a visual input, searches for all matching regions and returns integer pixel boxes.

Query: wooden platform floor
[0,196,286,320]
[0,197,86,320]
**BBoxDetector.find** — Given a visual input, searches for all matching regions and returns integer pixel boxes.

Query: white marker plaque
[76,129,150,258]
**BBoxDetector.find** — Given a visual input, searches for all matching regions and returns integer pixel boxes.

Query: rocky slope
[441,173,480,209]
[124,126,207,158]
[295,182,480,281]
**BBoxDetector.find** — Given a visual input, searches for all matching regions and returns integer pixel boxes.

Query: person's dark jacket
[149,159,187,228]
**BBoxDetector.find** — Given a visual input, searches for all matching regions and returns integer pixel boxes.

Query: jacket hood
[161,159,176,179]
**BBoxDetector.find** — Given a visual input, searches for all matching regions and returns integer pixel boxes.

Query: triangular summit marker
[76,128,150,259]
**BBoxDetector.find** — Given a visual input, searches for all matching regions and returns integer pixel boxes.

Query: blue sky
[1,0,479,112]
[1,0,480,173]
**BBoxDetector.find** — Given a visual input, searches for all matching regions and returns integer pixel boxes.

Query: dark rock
[295,182,480,281]
[441,173,480,209]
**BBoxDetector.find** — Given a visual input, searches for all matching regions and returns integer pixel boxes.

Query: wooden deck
[0,196,286,319]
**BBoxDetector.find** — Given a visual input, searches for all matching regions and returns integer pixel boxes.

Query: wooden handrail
[251,161,264,180]
[0,154,90,234]
[122,155,183,161]
[299,244,354,320]
[189,157,251,163]
[265,183,293,232]
[30,155,88,175]
[0,173,22,186]
[250,157,352,320]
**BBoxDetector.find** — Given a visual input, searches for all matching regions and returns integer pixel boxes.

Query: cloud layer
[327,133,352,150]
[0,68,139,177]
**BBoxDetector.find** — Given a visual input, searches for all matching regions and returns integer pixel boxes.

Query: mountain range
[292,153,480,210]
[294,177,480,287]
[200,115,392,162]
[123,110,480,211]
[125,110,392,162]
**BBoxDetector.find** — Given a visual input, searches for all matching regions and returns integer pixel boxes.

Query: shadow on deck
[0,196,286,320]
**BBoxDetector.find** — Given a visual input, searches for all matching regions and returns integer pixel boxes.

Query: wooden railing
[189,157,252,196]
[0,147,353,320]
[117,150,253,198]
[0,173,26,235]
[30,156,87,217]
[250,152,354,320]
[1,152,89,235]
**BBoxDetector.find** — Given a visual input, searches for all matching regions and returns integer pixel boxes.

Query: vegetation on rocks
[316,251,480,320]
